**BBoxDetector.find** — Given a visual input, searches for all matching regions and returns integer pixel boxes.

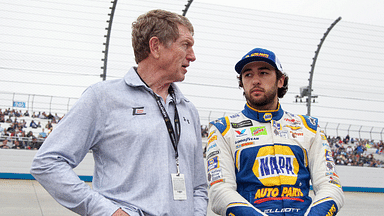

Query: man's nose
[187,48,196,62]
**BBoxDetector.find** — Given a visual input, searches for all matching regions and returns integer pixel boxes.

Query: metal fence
[0,91,78,117]
[1,92,383,142]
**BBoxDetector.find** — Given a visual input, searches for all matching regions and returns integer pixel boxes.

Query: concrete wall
[1,149,383,192]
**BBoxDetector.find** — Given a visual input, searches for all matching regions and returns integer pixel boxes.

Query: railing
[1,92,383,141]
[0,91,78,117]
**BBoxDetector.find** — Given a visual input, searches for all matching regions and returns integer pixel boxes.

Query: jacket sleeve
[192,114,209,215]
[207,117,267,216]
[301,116,345,216]
[30,86,120,216]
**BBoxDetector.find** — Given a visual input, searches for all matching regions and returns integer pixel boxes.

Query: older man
[31,9,207,216]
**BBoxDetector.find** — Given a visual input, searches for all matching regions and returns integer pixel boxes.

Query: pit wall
[1,149,383,192]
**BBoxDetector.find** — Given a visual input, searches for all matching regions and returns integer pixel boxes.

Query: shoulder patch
[210,116,230,136]
[299,115,318,133]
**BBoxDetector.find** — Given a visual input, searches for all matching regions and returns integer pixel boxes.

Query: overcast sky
[205,0,384,26]
[1,0,383,140]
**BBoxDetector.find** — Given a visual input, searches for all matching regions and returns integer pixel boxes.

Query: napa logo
[251,126,267,136]
[252,145,299,186]
[263,113,272,121]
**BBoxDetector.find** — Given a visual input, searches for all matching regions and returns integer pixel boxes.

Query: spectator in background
[3,128,9,137]
[0,124,4,135]
[45,121,53,130]
[12,139,24,149]
[37,122,41,128]
[7,124,15,133]
[21,120,27,128]
[0,139,10,149]
[201,125,208,137]
[27,137,41,150]
[47,113,54,120]
[15,110,21,117]
[346,145,353,155]
[26,131,34,138]
[54,113,60,122]
[31,112,38,118]
[39,112,47,119]
[24,110,30,116]
[38,129,47,139]
[30,120,38,128]
[5,117,12,123]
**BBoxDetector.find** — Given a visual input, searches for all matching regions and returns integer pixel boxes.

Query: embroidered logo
[132,107,146,115]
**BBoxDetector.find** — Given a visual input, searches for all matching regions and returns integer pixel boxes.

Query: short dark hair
[238,69,289,98]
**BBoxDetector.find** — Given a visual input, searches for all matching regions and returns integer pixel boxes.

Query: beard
[244,84,279,110]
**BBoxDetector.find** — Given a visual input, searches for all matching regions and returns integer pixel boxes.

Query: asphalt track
[1,179,383,216]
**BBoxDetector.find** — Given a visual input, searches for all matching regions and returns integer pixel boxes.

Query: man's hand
[112,208,130,216]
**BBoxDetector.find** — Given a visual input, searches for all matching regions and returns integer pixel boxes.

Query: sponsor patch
[208,135,217,145]
[207,156,219,172]
[325,172,339,178]
[208,131,215,138]
[285,125,302,130]
[284,118,300,124]
[207,143,217,152]
[231,120,253,128]
[272,120,281,131]
[325,150,334,162]
[253,145,299,186]
[326,162,335,171]
[253,186,304,204]
[132,107,146,115]
[235,129,247,137]
[290,131,304,138]
[321,134,327,140]
[322,142,330,147]
[210,179,224,187]
[263,113,272,121]
[236,142,254,149]
[329,179,342,188]
[235,137,259,144]
[251,126,267,136]
[206,150,220,159]
[207,168,223,183]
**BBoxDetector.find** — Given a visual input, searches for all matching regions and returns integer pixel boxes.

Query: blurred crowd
[0,108,64,150]
[328,134,383,168]
[2,108,384,169]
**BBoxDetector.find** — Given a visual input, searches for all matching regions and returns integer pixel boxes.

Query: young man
[206,48,344,215]
[31,9,207,216]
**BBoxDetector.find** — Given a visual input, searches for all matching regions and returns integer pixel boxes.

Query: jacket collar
[242,102,284,123]
[123,67,188,104]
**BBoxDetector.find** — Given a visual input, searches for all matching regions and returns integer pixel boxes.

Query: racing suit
[206,103,344,216]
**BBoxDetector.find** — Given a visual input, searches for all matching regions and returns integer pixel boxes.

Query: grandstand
[0,108,61,149]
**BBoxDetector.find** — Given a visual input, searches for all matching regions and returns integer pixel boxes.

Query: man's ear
[149,36,161,59]
[277,75,285,88]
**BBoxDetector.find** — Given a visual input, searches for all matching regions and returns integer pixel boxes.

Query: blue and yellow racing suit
[206,103,344,216]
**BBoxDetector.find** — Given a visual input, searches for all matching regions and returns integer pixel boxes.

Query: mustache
[250,86,265,93]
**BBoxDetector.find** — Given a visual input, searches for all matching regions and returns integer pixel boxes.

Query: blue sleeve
[307,199,338,216]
